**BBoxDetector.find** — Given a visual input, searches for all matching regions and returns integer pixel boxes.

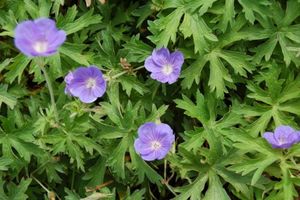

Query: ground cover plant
[1,0,300,199]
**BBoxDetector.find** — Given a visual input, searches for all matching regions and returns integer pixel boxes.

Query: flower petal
[274,125,295,135]
[138,122,157,142]
[69,81,87,97]
[141,151,158,161]
[34,18,56,32]
[155,146,170,160]
[145,56,162,72]
[48,30,66,50]
[134,139,153,155]
[155,123,175,141]
[170,51,184,69]
[92,86,106,97]
[150,72,169,83]
[78,89,97,103]
[151,47,170,66]
[64,72,74,84]
[263,132,278,146]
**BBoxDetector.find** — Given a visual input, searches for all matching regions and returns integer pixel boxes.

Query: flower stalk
[109,65,145,80]
[37,58,59,122]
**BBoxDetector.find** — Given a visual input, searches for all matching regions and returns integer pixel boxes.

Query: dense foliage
[1,0,300,199]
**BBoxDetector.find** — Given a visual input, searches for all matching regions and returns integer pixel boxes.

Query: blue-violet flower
[145,47,184,84]
[134,122,175,161]
[65,66,106,103]
[14,18,66,57]
[263,125,300,149]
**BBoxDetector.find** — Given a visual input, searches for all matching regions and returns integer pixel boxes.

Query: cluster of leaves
[1,0,300,199]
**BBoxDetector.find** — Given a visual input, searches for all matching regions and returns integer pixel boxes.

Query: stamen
[33,41,48,53]
[278,136,286,145]
[151,141,161,150]
[162,64,173,75]
[86,78,96,89]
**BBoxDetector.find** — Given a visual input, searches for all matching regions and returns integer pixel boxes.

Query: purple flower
[134,122,175,161]
[64,66,106,103]
[14,18,66,57]
[145,47,184,84]
[263,125,300,149]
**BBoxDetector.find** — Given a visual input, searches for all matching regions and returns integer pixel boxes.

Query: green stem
[164,182,177,197]
[32,176,50,193]
[31,176,62,200]
[133,65,145,71]
[39,62,59,122]
[71,167,75,190]
[110,65,144,80]
[164,159,167,180]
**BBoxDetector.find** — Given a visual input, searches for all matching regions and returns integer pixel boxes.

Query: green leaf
[132,2,153,27]
[281,164,297,200]
[181,48,251,97]
[60,43,90,66]
[228,131,279,185]
[35,154,64,183]
[208,52,232,98]
[82,158,106,187]
[101,102,122,127]
[238,0,270,24]
[203,171,230,200]
[180,13,217,53]
[218,50,253,76]
[59,8,102,35]
[216,167,252,199]
[217,0,235,32]
[4,54,31,83]
[23,0,39,19]
[52,0,64,17]
[44,117,101,171]
[47,53,62,78]
[230,155,277,185]
[145,104,169,122]
[107,136,128,179]
[0,178,32,200]
[0,133,42,162]
[64,188,81,200]
[38,0,51,17]
[124,189,145,200]
[0,58,12,73]
[148,8,184,46]
[119,75,149,96]
[0,85,17,109]
[173,174,208,200]
[236,67,300,136]
[129,144,163,186]
[280,100,300,116]
[179,128,205,152]
[0,157,13,170]
[252,35,277,63]
[251,2,300,66]
[281,0,300,26]
[228,129,277,155]
[122,35,152,63]
[197,0,219,15]
[174,91,210,124]
[181,56,207,89]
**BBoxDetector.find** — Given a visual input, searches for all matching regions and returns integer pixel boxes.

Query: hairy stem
[110,65,144,80]
[38,59,59,122]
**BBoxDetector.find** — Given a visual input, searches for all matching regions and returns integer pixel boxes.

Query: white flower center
[33,41,48,53]
[278,136,286,145]
[86,78,96,89]
[162,64,173,75]
[151,141,162,150]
